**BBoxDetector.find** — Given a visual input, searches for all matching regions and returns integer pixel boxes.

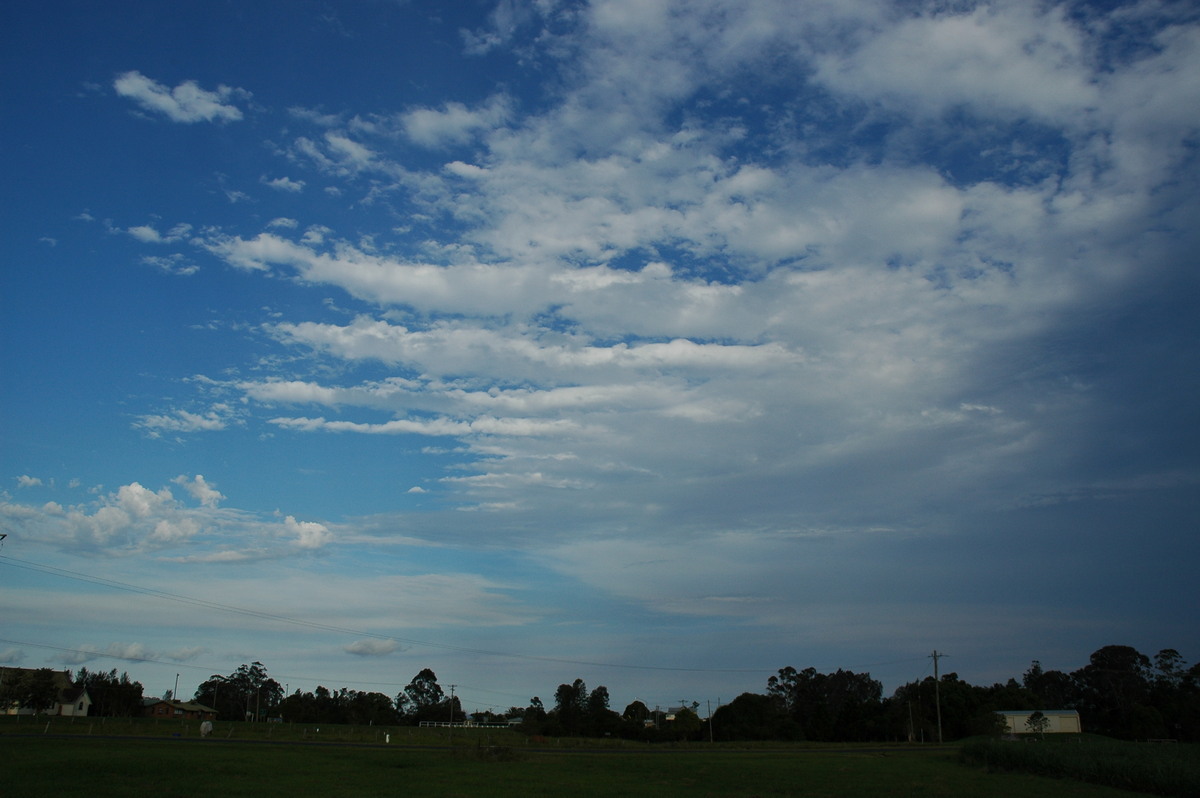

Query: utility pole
[448,684,457,742]
[931,650,946,744]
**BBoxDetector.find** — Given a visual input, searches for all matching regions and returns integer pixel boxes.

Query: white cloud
[263,175,305,192]
[57,642,161,666]
[173,474,225,508]
[127,225,163,243]
[0,478,348,561]
[343,639,398,657]
[812,4,1097,124]
[127,222,192,244]
[284,515,332,549]
[164,646,208,662]
[267,414,576,439]
[16,475,43,488]
[142,254,199,276]
[401,96,511,148]
[0,648,26,664]
[134,406,233,436]
[113,71,247,123]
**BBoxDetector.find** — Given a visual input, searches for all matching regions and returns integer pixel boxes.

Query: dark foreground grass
[1,734,1166,798]
[960,736,1200,798]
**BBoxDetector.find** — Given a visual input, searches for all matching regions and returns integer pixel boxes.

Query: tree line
[9,643,1194,742]
[182,644,1200,743]
[715,645,1200,743]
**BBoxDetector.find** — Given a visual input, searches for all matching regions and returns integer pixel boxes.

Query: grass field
[961,736,1200,797]
[0,718,1169,798]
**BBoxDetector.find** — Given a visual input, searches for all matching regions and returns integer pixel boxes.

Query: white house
[995,709,1081,734]
[0,667,91,716]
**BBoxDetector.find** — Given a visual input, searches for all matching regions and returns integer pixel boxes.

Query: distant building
[995,709,1081,734]
[0,667,91,717]
[143,698,217,721]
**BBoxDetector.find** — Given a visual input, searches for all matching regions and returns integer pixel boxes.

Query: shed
[995,709,1081,734]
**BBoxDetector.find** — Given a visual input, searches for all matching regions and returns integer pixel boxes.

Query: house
[995,709,1082,734]
[143,698,218,721]
[57,685,92,717]
[0,667,92,716]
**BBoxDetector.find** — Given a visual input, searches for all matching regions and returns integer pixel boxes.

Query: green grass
[0,723,1168,798]
[960,736,1200,797]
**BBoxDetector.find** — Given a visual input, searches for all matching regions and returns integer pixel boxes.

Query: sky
[2,0,1198,717]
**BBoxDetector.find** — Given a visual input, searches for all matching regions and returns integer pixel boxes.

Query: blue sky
[2,0,1198,715]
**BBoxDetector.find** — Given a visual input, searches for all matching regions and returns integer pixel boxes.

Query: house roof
[0,667,73,691]
[59,687,90,703]
[144,698,217,713]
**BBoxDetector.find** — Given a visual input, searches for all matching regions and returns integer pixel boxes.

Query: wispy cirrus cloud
[134,405,237,436]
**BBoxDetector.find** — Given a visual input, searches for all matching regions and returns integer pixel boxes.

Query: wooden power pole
[931,650,946,744]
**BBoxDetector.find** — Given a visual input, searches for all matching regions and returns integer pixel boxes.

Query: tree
[1025,710,1049,738]
[1072,645,1159,739]
[670,706,702,740]
[1150,649,1199,741]
[549,678,589,735]
[584,685,621,736]
[0,668,60,714]
[403,669,444,710]
[622,700,650,724]
[554,679,587,715]
[75,668,144,717]
[587,685,610,715]
[195,662,282,722]
[1153,649,1186,690]
[347,690,399,725]
[767,666,883,741]
[1022,660,1077,709]
[515,696,547,734]
[711,692,795,741]
[398,668,459,726]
